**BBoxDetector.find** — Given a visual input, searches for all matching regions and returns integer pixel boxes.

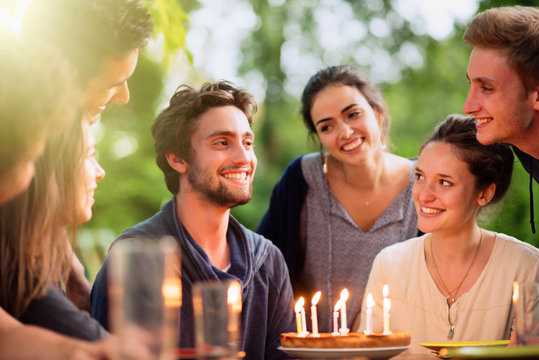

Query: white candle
[339,289,350,335]
[294,297,304,334]
[383,285,391,334]
[311,291,321,337]
[332,300,342,335]
[300,307,308,336]
[365,293,375,335]
[513,281,519,341]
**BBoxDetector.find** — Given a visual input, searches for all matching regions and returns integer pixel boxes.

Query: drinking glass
[193,280,242,359]
[514,281,539,345]
[108,237,181,360]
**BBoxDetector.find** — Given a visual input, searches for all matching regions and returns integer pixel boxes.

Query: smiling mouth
[342,137,364,151]
[475,117,492,125]
[421,206,443,215]
[223,172,248,181]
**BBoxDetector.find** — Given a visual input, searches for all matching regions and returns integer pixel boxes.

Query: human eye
[213,138,229,148]
[87,147,96,159]
[440,179,453,187]
[414,172,423,181]
[244,138,254,149]
[481,85,493,92]
[479,82,494,93]
[319,124,332,133]
[349,110,362,119]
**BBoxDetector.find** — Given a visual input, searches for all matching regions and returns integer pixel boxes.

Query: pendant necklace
[430,230,482,339]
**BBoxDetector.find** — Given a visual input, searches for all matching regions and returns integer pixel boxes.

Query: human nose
[463,88,479,115]
[339,121,354,139]
[112,82,130,105]
[231,142,252,165]
[417,181,437,203]
[95,160,106,181]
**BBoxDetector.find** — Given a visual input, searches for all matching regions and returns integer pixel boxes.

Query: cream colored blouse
[358,233,539,355]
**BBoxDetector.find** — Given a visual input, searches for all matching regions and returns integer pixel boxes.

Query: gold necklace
[430,230,482,339]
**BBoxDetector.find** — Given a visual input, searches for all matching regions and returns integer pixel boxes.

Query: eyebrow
[466,73,494,84]
[205,130,254,140]
[314,104,357,127]
[414,166,454,179]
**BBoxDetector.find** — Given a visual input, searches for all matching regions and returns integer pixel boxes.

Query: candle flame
[334,299,343,311]
[227,281,242,305]
[295,297,305,313]
[340,288,349,301]
[384,298,391,312]
[312,291,321,305]
[513,282,519,303]
[367,293,375,308]
[162,278,181,307]
[383,284,389,297]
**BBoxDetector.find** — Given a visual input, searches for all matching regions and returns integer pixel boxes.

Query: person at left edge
[20,0,153,312]
[90,81,296,359]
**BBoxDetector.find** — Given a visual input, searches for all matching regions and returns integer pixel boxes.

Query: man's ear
[477,183,496,207]
[166,152,187,174]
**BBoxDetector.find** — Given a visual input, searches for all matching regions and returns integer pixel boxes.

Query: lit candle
[513,281,519,342]
[339,289,349,335]
[332,300,342,335]
[300,305,308,336]
[365,293,375,335]
[162,278,182,307]
[383,285,391,334]
[227,281,242,353]
[294,297,304,334]
[311,291,321,337]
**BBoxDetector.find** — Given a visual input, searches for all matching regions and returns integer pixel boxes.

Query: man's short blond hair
[464,6,539,90]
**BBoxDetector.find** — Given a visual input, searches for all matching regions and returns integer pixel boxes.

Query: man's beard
[187,161,253,208]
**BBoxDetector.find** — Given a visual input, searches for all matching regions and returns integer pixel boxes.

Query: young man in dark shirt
[91,81,295,359]
[463,6,539,232]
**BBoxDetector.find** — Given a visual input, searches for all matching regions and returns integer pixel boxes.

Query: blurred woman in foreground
[0,35,112,360]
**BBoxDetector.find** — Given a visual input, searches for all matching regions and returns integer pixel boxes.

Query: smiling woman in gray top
[257,65,419,332]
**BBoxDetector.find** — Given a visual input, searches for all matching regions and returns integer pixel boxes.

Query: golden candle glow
[311,291,321,337]
[227,281,242,311]
[162,278,181,307]
[295,297,305,334]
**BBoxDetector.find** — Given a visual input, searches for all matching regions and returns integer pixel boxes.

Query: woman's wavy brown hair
[0,118,88,317]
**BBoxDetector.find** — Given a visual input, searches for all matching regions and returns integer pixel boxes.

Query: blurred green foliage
[82,0,538,278]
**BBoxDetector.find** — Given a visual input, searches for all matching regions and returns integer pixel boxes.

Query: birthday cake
[280,332,411,349]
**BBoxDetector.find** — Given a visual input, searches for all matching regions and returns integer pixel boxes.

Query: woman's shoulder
[300,152,325,185]
[385,153,416,183]
[494,232,539,259]
[301,152,322,168]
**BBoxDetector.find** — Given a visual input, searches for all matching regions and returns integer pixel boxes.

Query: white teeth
[476,117,492,124]
[223,172,247,181]
[422,206,442,214]
[342,138,364,151]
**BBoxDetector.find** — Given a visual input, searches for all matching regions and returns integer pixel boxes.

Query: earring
[380,137,387,150]
[323,154,328,175]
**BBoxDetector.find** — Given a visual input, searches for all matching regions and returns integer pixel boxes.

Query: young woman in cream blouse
[359,114,539,355]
